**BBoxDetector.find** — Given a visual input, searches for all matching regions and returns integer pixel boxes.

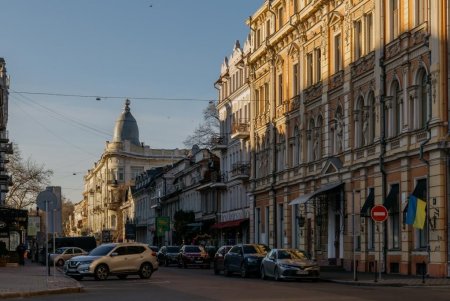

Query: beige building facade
[83,100,187,243]
[242,0,449,277]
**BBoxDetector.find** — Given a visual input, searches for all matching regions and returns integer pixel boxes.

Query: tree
[61,197,75,236]
[5,143,53,209]
[183,101,219,149]
[173,210,195,244]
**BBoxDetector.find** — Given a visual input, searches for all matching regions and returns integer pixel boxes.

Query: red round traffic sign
[371,205,388,222]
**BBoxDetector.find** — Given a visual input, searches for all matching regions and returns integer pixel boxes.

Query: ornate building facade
[242,0,449,277]
[213,39,252,245]
[83,99,187,243]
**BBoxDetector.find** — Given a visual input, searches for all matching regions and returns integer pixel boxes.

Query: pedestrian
[16,243,26,266]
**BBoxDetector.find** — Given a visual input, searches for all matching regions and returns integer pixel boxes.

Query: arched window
[335,106,344,153]
[418,69,429,128]
[355,97,364,147]
[316,115,323,159]
[390,81,402,137]
[368,92,376,144]
[293,126,300,166]
[308,118,315,162]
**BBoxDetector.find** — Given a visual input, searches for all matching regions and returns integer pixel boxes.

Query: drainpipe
[379,0,387,277]
[419,66,432,273]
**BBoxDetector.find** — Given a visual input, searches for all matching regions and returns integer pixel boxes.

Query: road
[30,266,450,301]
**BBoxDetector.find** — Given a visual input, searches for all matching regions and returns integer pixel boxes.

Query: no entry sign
[371,205,388,222]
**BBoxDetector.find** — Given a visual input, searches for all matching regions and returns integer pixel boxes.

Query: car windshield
[185,246,201,253]
[89,245,116,256]
[167,246,180,253]
[286,249,308,260]
[55,248,66,254]
[243,245,269,255]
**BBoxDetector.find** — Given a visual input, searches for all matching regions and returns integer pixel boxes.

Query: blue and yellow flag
[405,194,427,229]
[413,199,427,229]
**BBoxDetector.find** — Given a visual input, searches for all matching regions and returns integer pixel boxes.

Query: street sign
[371,205,388,222]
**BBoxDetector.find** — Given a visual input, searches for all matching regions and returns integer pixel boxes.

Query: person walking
[16,243,26,266]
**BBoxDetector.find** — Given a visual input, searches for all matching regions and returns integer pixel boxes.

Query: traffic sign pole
[370,205,388,282]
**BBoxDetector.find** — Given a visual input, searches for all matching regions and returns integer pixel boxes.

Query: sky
[1,0,262,203]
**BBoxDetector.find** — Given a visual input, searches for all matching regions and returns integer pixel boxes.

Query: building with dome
[83,99,188,242]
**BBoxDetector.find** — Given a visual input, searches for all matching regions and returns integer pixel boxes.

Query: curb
[0,286,83,299]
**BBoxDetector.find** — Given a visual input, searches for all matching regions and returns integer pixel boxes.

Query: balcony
[210,136,227,151]
[230,162,250,180]
[231,122,249,140]
[210,171,226,189]
[0,143,13,154]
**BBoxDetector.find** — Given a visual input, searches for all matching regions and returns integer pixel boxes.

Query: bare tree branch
[183,101,219,149]
[5,143,53,209]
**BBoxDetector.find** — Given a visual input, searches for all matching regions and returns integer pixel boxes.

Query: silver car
[49,247,88,267]
[64,242,159,281]
[260,249,320,281]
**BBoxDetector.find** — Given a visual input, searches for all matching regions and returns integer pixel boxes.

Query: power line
[10,91,214,102]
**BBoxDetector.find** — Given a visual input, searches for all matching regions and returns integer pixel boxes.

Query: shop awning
[211,218,248,230]
[383,184,399,212]
[288,182,344,206]
[360,188,374,217]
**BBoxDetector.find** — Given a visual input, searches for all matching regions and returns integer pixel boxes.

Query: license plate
[195,260,203,263]
[296,270,308,275]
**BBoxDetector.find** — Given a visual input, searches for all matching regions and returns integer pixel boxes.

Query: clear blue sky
[1,0,262,203]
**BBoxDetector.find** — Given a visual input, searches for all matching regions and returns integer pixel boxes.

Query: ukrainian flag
[405,194,427,229]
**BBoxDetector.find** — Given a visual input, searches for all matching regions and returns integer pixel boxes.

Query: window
[278,6,284,29]
[255,88,260,114]
[390,81,402,137]
[391,0,399,40]
[387,184,400,249]
[334,34,342,73]
[293,63,299,96]
[308,118,315,162]
[354,20,362,60]
[278,74,283,106]
[256,29,261,47]
[368,218,376,250]
[277,203,284,247]
[306,52,313,86]
[411,178,428,249]
[365,13,374,52]
[355,97,364,148]
[315,48,321,83]
[294,126,300,166]
[266,19,271,39]
[419,71,429,128]
[255,207,261,243]
[415,0,426,26]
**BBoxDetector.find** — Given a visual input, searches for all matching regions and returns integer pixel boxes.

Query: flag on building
[405,194,427,229]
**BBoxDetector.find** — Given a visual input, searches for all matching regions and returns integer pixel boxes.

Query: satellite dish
[36,189,58,211]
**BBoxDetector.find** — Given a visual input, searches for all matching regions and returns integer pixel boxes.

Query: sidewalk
[0,259,82,299]
[320,270,450,287]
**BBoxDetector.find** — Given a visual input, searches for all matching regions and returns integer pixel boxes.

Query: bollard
[422,261,426,284]
[374,261,377,282]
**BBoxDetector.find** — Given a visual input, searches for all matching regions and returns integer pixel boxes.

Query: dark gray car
[223,244,270,278]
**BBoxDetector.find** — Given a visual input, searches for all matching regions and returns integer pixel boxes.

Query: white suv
[64,242,158,281]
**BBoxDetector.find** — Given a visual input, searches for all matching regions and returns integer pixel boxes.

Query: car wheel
[139,263,153,279]
[56,259,64,267]
[94,264,109,281]
[261,266,267,280]
[274,267,281,281]
[71,275,83,281]
[117,275,128,280]
[240,264,248,278]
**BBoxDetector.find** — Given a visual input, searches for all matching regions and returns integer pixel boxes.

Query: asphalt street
[21,265,450,301]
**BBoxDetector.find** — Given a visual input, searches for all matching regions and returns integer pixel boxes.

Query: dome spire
[112,99,140,145]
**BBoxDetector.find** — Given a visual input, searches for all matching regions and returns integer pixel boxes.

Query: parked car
[177,245,210,269]
[148,245,159,257]
[223,244,270,278]
[213,245,232,275]
[260,249,320,281]
[64,242,158,281]
[49,247,88,267]
[157,246,180,266]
